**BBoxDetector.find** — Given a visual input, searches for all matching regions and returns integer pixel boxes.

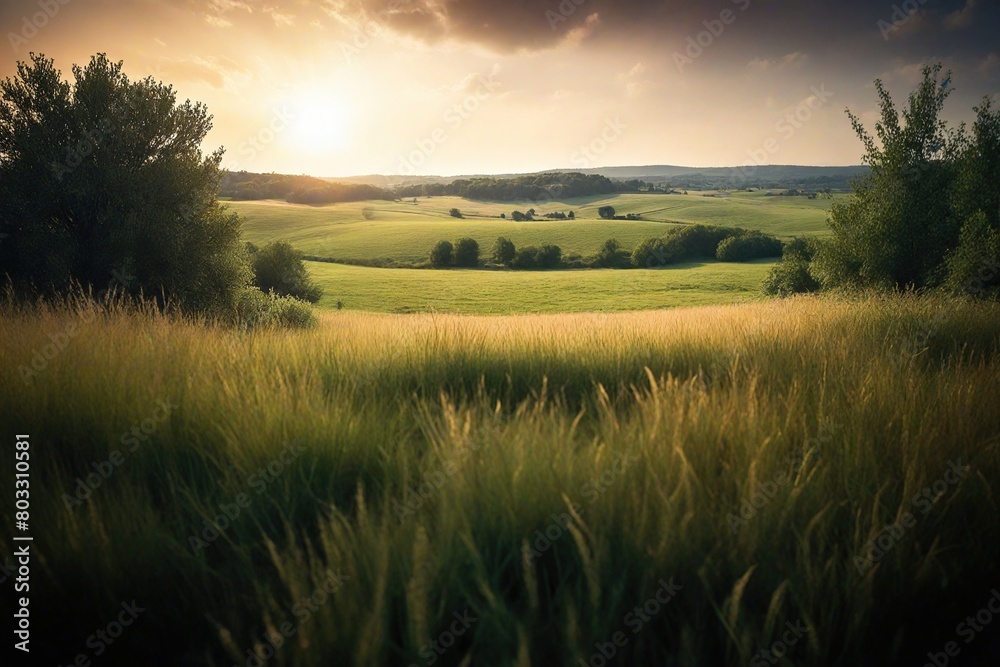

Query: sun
[288,90,352,154]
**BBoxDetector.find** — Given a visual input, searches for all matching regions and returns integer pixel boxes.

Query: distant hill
[221,165,870,203]
[319,165,870,190]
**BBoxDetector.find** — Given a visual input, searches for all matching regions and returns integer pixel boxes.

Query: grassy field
[3,295,999,666]
[233,191,834,264]
[307,260,776,313]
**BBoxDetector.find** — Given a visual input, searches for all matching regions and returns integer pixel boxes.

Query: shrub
[537,244,562,269]
[762,237,822,296]
[251,241,323,303]
[598,206,616,219]
[491,237,516,265]
[716,232,783,262]
[430,240,454,267]
[449,208,463,219]
[595,239,629,268]
[453,238,480,267]
[511,246,539,269]
[231,288,316,329]
[663,225,743,260]
[632,238,674,268]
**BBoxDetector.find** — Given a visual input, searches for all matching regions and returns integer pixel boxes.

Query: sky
[1,0,998,178]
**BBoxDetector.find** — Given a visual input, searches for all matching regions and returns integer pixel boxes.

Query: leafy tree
[453,237,480,267]
[0,53,249,311]
[449,208,463,219]
[814,64,958,289]
[598,206,616,219]
[250,241,323,303]
[491,237,516,265]
[568,211,575,219]
[537,244,562,269]
[430,240,453,267]
[510,246,539,269]
[762,238,821,296]
[595,239,628,268]
[632,237,673,268]
[716,232,782,262]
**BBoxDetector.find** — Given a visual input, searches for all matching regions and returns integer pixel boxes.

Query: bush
[430,240,454,267]
[251,241,323,303]
[595,239,629,268]
[510,246,539,269]
[631,238,674,268]
[449,208,463,219]
[716,232,783,262]
[537,244,562,269]
[511,210,531,222]
[231,288,316,329]
[663,225,743,260]
[942,211,1000,295]
[598,206,616,219]
[510,244,561,270]
[491,237,516,265]
[453,238,480,267]
[762,237,822,296]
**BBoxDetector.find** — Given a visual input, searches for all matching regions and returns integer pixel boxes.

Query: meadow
[305,260,776,314]
[3,294,999,666]
[233,191,834,265]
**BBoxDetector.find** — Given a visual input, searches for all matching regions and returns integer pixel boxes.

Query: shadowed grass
[1,295,999,665]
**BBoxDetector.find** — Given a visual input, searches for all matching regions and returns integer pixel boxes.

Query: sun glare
[289,91,351,154]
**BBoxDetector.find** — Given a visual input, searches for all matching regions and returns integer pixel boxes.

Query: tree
[813,64,958,290]
[430,240,453,267]
[762,238,821,296]
[632,238,672,268]
[250,241,323,303]
[568,211,575,219]
[453,238,480,267]
[598,206,616,219]
[491,237,516,265]
[595,239,627,268]
[716,232,782,262]
[449,208,463,218]
[0,53,249,311]
[500,213,506,219]
[511,210,528,222]
[537,244,562,269]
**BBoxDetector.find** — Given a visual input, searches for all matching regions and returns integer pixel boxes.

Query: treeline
[424,224,781,271]
[395,172,618,201]
[220,172,395,203]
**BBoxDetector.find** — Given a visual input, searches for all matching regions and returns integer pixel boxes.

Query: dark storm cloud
[336,0,999,63]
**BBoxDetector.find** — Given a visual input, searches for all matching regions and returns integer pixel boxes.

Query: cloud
[746,52,809,72]
[944,0,978,31]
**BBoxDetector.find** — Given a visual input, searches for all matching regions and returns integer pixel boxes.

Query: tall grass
[1,295,999,665]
